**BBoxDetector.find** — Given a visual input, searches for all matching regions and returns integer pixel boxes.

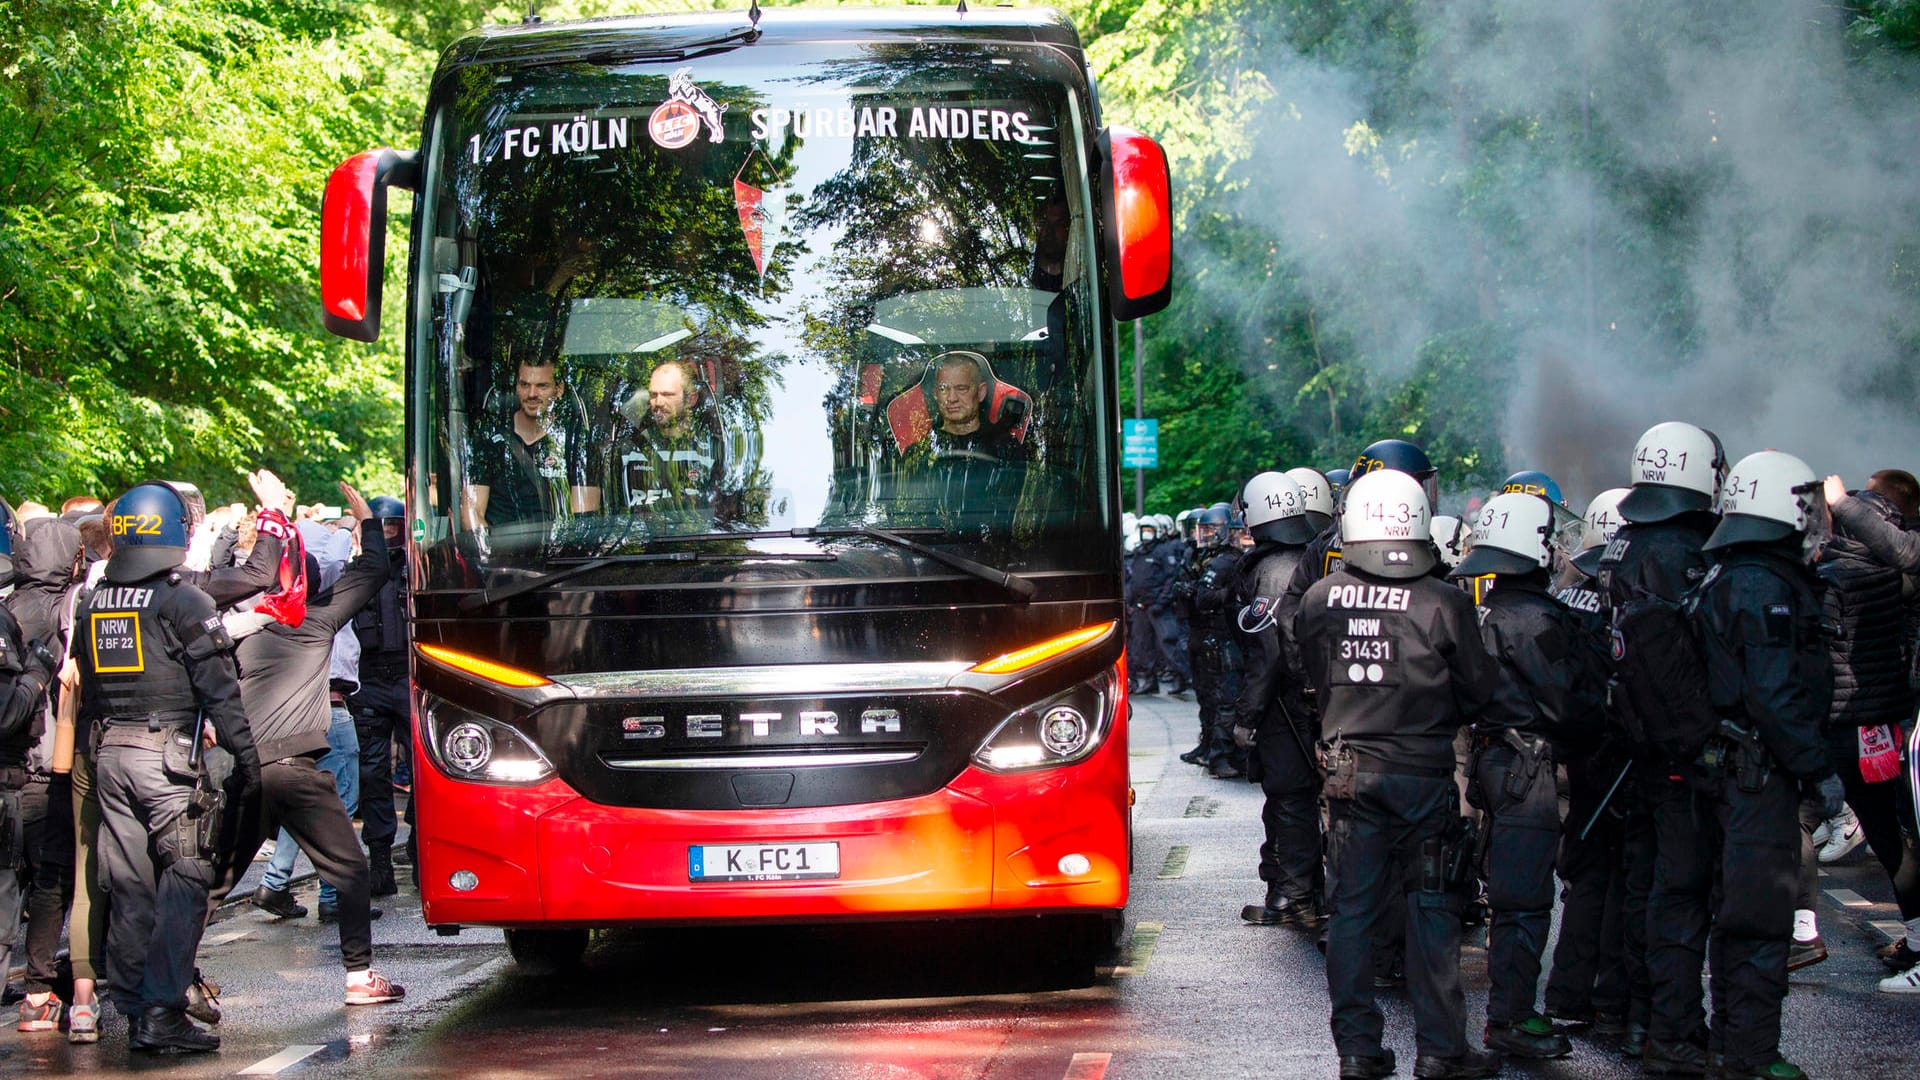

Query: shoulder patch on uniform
[1763,603,1793,644]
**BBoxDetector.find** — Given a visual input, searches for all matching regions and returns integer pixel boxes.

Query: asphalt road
[4,694,1917,1078]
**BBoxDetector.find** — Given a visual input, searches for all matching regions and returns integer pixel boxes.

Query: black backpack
[1606,568,1721,762]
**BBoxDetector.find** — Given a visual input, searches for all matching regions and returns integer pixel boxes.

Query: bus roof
[437,6,1086,76]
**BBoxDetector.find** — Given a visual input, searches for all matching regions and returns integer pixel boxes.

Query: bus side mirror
[1097,127,1172,321]
[320,148,419,342]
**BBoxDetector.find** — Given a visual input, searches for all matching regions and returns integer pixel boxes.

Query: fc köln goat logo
[650,67,728,149]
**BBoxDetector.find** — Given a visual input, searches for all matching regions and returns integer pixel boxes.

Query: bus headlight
[421,693,555,786]
[972,671,1115,774]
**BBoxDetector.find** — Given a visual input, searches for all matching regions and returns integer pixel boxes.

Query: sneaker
[345,970,407,1006]
[252,884,308,920]
[17,992,62,1032]
[1809,817,1833,847]
[1787,935,1828,972]
[1817,810,1864,863]
[186,972,221,1025]
[1722,1061,1809,1080]
[66,1001,99,1044]
[1879,939,1919,971]
[1879,961,1920,994]
[1485,1014,1572,1059]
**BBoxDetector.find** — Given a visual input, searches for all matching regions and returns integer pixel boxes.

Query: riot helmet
[1618,421,1728,524]
[1174,508,1195,542]
[1325,467,1352,500]
[1351,438,1439,509]
[1570,486,1631,576]
[1195,502,1232,549]
[1340,470,1436,579]
[1705,450,1825,558]
[103,481,206,583]
[1242,471,1318,546]
[1429,514,1470,570]
[1501,470,1566,506]
[1452,492,1555,578]
[1136,518,1157,546]
[1228,508,1250,549]
[1285,467,1336,533]
[1154,513,1176,538]
[369,495,405,521]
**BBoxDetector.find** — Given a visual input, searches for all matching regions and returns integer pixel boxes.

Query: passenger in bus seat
[464,356,598,532]
[603,359,728,521]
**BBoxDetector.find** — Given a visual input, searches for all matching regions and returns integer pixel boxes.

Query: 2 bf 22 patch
[91,611,144,674]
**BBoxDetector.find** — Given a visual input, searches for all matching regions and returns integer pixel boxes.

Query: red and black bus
[319,6,1170,971]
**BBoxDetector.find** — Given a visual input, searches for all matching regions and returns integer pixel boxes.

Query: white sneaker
[1810,817,1834,847]
[1818,810,1865,864]
[1878,962,1920,994]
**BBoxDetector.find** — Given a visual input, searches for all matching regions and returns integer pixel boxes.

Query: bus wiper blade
[459,542,836,611]
[647,527,1036,602]
[461,552,695,611]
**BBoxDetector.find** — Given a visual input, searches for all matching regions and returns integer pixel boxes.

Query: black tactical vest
[82,574,199,720]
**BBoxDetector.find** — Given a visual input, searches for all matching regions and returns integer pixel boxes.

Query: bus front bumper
[414,727,1129,928]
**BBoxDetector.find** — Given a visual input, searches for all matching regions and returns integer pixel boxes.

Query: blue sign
[1122,418,1159,469]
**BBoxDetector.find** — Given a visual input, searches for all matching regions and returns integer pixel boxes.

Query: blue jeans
[261,706,360,904]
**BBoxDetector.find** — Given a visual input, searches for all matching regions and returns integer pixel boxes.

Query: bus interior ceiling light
[970,621,1115,675]
[417,642,551,688]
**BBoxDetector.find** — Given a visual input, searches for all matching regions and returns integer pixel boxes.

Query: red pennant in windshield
[734,179,768,278]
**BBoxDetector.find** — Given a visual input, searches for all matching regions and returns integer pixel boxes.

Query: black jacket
[1234,541,1308,732]
[1187,546,1243,641]
[236,518,389,764]
[1695,545,1833,783]
[1472,573,1605,751]
[3,518,84,772]
[1296,566,1503,771]
[1818,490,1908,731]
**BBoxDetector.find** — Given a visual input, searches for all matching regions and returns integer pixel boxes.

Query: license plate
[689,842,840,883]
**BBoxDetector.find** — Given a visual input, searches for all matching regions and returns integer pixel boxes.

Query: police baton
[1579,760,1633,842]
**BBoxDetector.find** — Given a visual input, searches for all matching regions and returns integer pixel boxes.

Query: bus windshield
[411,43,1112,589]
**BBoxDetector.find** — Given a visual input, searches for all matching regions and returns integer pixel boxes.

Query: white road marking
[1826,888,1873,908]
[1063,1052,1111,1080]
[1871,920,1907,940]
[238,1044,325,1075]
[205,929,252,946]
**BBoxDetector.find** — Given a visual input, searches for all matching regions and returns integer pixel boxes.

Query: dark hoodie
[1819,490,1908,734]
[3,518,83,773]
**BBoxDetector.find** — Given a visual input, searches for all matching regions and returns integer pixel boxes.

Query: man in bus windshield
[608,359,727,522]
[924,351,1026,462]
[464,356,599,534]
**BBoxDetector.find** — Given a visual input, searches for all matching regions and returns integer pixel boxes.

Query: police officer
[1651,452,1841,1080]
[1597,420,1726,1063]
[0,503,60,994]
[1451,492,1604,1059]
[1183,503,1248,778]
[82,483,261,1053]
[350,494,408,896]
[1126,517,1166,695]
[1286,467,1336,536]
[1288,440,1442,610]
[1232,472,1324,927]
[1150,513,1194,695]
[1298,469,1502,1080]
[1542,487,1633,1032]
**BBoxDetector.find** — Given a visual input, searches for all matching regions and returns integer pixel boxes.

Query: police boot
[1643,1037,1710,1076]
[368,844,398,898]
[1484,1015,1571,1059]
[1178,743,1206,765]
[1339,1048,1396,1080]
[1411,1050,1501,1079]
[1241,882,1321,928]
[132,1005,219,1053]
[1717,1060,1808,1080]
[1622,1019,1649,1058]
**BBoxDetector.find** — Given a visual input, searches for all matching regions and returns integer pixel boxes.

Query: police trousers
[350,666,407,852]
[1545,756,1629,1019]
[1253,715,1321,903]
[1324,771,1468,1059]
[95,735,214,1015]
[1648,766,1799,1067]
[1472,743,1560,1024]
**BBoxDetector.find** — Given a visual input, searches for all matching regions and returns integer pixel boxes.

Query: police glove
[234,748,264,804]
[1231,724,1257,750]
[1805,773,1847,820]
